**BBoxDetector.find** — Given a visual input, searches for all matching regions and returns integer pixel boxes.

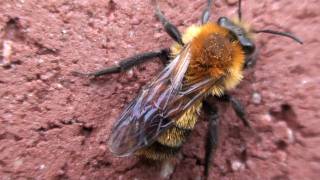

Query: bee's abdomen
[136,126,191,160]
[157,126,192,147]
[136,103,202,160]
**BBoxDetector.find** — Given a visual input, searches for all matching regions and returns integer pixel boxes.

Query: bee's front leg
[218,93,252,128]
[217,93,261,138]
[243,49,259,69]
[200,0,213,25]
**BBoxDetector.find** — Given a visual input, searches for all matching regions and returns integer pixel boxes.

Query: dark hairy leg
[74,48,170,78]
[202,99,219,179]
[218,93,252,128]
[152,0,184,45]
[243,48,259,69]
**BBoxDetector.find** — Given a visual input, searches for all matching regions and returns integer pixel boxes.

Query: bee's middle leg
[74,48,170,78]
[202,99,219,178]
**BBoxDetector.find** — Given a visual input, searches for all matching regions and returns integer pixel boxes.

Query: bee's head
[216,0,302,58]
[217,17,255,56]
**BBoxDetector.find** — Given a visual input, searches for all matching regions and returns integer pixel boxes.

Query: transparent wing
[108,45,220,156]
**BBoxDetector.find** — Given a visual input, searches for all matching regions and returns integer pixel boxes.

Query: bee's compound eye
[243,44,255,55]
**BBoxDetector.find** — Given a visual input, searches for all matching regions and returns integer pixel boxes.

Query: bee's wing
[109,45,219,156]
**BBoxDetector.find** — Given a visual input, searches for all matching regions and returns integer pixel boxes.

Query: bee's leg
[243,49,259,69]
[243,56,256,69]
[153,2,184,45]
[202,99,219,178]
[201,0,213,24]
[74,48,170,78]
[218,93,252,128]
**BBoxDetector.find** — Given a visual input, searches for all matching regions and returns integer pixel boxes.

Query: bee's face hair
[217,17,255,56]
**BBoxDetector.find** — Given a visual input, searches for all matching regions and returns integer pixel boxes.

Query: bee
[76,0,302,178]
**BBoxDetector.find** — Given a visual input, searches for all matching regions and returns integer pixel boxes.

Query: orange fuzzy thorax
[185,23,245,92]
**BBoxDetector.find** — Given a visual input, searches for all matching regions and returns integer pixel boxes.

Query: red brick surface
[0,0,319,179]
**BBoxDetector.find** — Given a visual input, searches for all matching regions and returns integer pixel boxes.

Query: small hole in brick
[81,126,93,137]
[276,140,288,150]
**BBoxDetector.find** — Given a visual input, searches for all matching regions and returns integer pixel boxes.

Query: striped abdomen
[136,102,202,160]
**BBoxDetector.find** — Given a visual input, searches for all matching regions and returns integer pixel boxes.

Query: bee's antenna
[253,29,303,44]
[238,0,242,21]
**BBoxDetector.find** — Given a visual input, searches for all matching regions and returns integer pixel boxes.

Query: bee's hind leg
[73,48,170,78]
[202,99,219,179]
